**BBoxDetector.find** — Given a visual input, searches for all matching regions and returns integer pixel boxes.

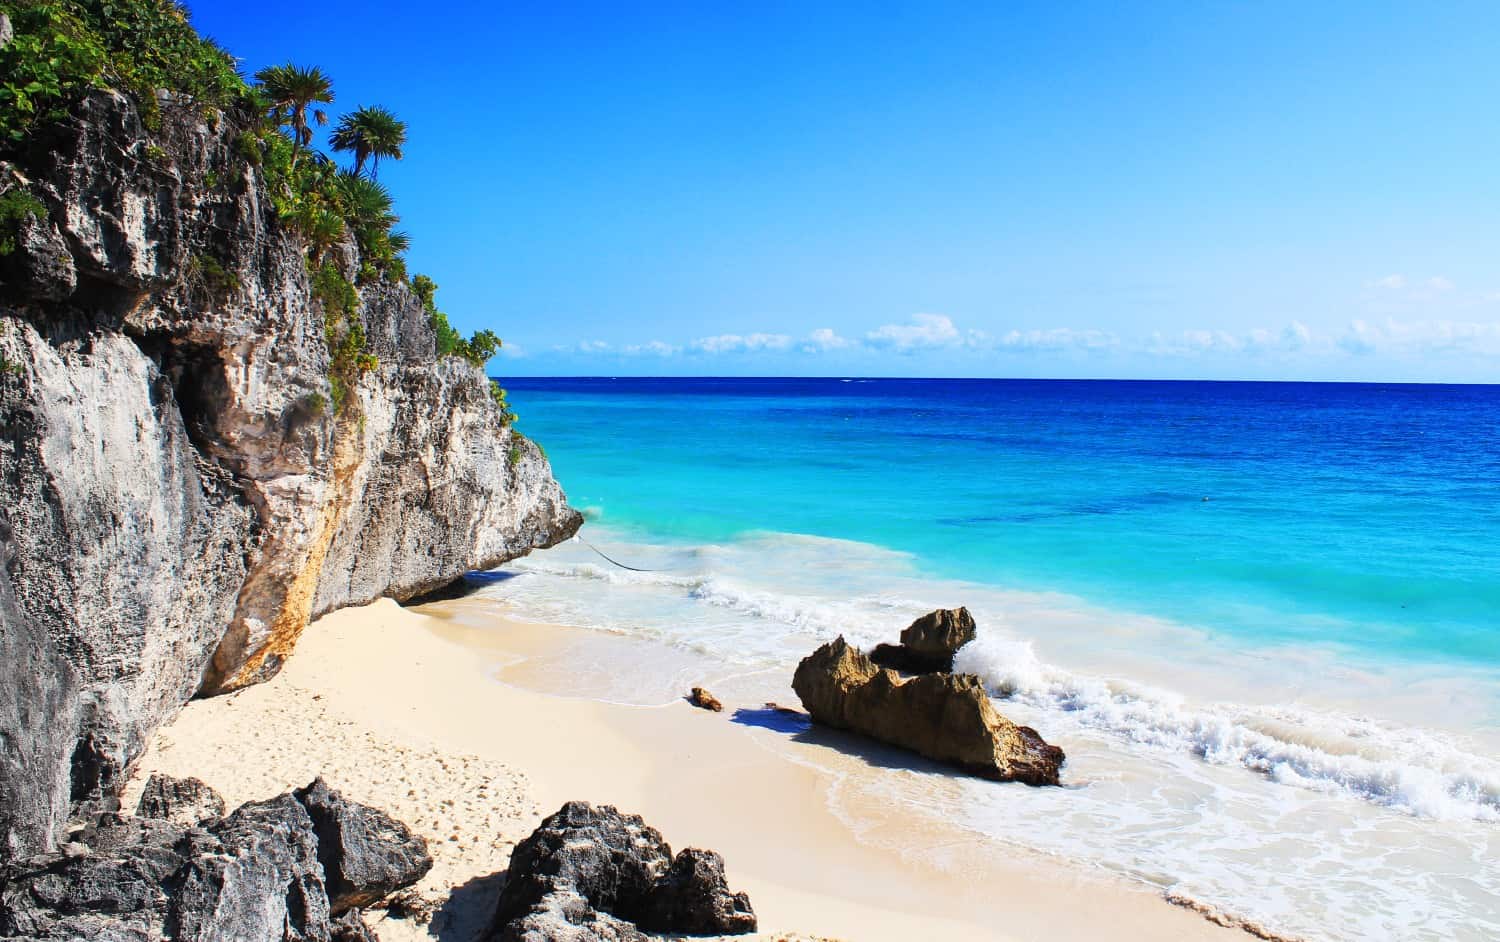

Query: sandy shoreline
[127,598,1240,941]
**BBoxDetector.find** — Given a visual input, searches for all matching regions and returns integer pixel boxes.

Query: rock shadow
[405,570,524,605]
[731,706,965,780]
[427,869,505,941]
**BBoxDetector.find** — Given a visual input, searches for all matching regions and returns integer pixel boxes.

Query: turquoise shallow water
[481,376,1500,940]
[507,377,1500,671]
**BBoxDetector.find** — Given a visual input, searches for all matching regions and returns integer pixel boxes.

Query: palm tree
[253,64,335,166]
[329,105,407,178]
[337,172,397,233]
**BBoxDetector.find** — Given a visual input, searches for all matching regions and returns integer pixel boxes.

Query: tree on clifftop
[330,105,407,178]
[254,63,334,166]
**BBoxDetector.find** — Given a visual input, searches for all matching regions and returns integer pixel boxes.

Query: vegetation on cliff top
[0,0,514,421]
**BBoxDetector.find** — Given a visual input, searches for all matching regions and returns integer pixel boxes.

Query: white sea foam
[476,526,1500,942]
[509,530,1500,822]
[953,635,1500,821]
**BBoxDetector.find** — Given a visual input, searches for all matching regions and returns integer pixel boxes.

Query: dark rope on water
[574,535,663,573]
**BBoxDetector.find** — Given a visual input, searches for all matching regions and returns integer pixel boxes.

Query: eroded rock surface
[295,777,431,914]
[793,636,1064,785]
[484,801,756,942]
[0,86,580,858]
[134,774,225,828]
[0,781,427,940]
[869,606,977,674]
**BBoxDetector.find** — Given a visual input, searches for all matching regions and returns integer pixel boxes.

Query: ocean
[479,377,1500,940]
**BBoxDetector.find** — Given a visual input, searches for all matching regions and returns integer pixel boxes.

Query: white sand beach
[126,598,1244,941]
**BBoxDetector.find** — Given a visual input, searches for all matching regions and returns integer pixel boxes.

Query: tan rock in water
[869,606,977,673]
[688,687,724,712]
[792,636,1063,785]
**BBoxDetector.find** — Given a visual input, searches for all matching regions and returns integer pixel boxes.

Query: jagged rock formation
[793,636,1064,785]
[294,778,432,914]
[0,510,78,864]
[0,87,581,859]
[484,801,757,941]
[870,606,977,674]
[0,778,428,940]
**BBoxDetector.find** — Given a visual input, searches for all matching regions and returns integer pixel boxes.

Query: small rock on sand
[688,687,724,712]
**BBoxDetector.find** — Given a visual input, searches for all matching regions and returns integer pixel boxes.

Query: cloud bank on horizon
[502,274,1500,381]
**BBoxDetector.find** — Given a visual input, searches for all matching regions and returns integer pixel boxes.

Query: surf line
[573,534,664,573]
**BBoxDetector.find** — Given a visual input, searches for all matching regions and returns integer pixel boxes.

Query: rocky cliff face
[0,90,581,859]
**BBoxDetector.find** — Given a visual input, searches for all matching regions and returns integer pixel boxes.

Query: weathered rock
[0,200,76,302]
[869,606,976,674]
[330,909,379,942]
[0,84,580,857]
[0,509,79,862]
[792,637,1064,785]
[0,783,429,940]
[484,801,756,942]
[687,687,724,712]
[134,774,225,828]
[295,777,432,914]
[0,798,327,941]
[637,847,757,935]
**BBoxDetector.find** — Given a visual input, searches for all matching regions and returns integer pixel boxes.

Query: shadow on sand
[730,706,969,779]
[405,570,525,605]
[425,869,505,941]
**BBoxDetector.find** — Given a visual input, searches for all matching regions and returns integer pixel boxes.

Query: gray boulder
[134,774,225,828]
[485,802,755,941]
[0,781,429,940]
[330,909,378,942]
[295,778,431,914]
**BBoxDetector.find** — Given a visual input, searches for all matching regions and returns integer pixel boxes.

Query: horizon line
[490,374,1500,387]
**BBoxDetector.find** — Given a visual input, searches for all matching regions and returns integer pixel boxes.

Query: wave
[953,635,1500,821]
[505,531,1500,822]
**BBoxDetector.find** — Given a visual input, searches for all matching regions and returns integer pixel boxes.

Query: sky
[188,0,1500,381]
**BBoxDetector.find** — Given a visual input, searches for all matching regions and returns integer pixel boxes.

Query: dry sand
[126,598,1241,941]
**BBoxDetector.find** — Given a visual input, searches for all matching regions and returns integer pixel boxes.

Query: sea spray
[953,635,1500,821]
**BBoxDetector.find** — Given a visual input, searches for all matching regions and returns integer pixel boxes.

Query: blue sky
[190,1,1500,381]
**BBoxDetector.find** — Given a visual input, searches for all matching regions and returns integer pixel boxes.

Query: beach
[126,597,1240,941]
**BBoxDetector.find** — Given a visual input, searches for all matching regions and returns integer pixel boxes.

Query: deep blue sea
[481,376,1500,941]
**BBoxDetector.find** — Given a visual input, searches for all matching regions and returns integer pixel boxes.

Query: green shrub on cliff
[410,273,505,369]
[0,187,47,255]
[2,0,513,406]
[0,0,244,140]
[311,260,376,413]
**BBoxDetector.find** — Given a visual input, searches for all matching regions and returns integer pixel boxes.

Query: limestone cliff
[0,89,581,859]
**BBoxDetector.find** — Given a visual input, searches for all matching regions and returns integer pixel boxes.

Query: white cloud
[996,328,1118,353]
[546,313,1500,367]
[1282,321,1312,349]
[690,333,793,355]
[1336,317,1500,357]
[865,313,983,353]
[555,340,613,355]
[1368,273,1458,297]
[802,328,852,352]
[1138,321,1326,357]
[622,340,679,357]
